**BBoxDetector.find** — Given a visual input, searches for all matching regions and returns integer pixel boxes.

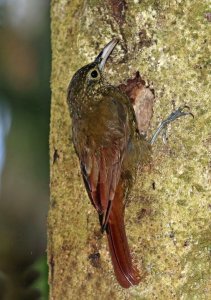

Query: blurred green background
[0,1,50,299]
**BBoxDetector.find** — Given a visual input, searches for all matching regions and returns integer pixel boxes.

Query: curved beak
[95,38,119,71]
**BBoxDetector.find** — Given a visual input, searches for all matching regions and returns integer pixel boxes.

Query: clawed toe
[150,105,194,145]
[176,105,194,119]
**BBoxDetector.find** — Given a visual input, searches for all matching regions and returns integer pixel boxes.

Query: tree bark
[48,0,211,299]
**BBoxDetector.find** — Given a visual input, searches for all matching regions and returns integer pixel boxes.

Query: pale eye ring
[91,70,98,78]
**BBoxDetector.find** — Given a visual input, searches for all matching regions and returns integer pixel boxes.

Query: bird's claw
[170,105,194,120]
[150,105,194,145]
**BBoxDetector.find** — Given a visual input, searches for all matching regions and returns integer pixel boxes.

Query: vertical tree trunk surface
[49,0,211,299]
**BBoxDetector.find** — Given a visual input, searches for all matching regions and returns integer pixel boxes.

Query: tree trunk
[48,1,211,299]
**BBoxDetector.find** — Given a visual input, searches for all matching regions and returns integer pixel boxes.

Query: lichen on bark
[49,0,211,299]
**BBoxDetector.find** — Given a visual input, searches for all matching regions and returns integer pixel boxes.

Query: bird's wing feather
[79,98,130,229]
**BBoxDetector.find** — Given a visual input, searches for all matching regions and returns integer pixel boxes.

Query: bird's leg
[149,105,194,145]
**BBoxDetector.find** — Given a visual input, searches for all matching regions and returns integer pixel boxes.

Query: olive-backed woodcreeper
[67,39,151,288]
[67,39,191,288]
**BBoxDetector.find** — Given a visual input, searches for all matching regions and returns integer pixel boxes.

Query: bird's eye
[91,70,98,78]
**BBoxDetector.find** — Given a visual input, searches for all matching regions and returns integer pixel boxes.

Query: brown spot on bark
[93,229,103,240]
[53,149,59,164]
[152,181,156,190]
[50,197,57,208]
[49,254,55,283]
[139,29,153,48]
[137,208,152,221]
[88,252,101,268]
[107,0,127,25]
[119,71,155,135]
[183,240,190,247]
[169,232,175,239]
[86,272,93,280]
[204,12,211,22]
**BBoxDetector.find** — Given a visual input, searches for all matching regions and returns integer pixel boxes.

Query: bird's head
[67,39,118,110]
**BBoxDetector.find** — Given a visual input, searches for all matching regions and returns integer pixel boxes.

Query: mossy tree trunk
[48,0,211,299]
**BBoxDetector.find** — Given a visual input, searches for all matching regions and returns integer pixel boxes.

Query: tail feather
[106,183,141,288]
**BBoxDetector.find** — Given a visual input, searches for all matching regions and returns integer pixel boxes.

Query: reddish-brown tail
[106,183,141,288]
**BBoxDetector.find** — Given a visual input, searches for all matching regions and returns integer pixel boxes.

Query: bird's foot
[150,105,194,145]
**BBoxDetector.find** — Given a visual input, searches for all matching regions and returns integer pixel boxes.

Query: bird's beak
[95,38,119,71]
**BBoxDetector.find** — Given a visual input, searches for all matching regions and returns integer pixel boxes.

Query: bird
[67,38,151,288]
[67,38,191,288]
